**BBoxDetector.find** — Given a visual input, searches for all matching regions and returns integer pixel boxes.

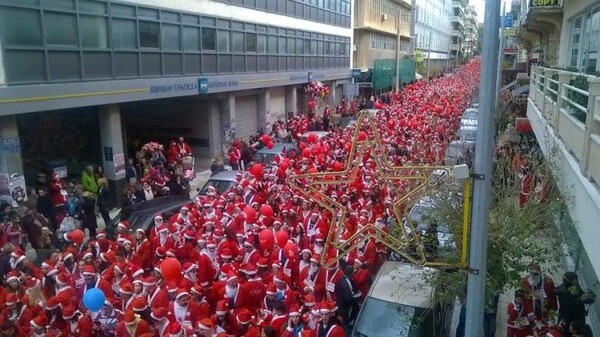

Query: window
[287,37,295,54]
[45,12,78,46]
[257,34,267,53]
[162,24,181,50]
[139,21,160,48]
[202,27,216,50]
[296,38,304,55]
[268,36,277,54]
[217,30,230,52]
[112,19,136,49]
[183,27,200,50]
[0,7,42,46]
[232,32,244,52]
[246,33,257,52]
[279,37,287,54]
[80,16,109,48]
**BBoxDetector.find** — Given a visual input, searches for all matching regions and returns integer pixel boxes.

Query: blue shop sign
[150,82,198,94]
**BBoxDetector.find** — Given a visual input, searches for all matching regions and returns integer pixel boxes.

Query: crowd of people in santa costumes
[0,60,484,337]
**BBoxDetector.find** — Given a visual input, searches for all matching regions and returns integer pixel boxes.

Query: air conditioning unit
[382,13,387,21]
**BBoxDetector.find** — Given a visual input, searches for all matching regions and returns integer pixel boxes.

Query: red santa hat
[215,300,229,315]
[236,309,254,325]
[310,254,320,264]
[190,285,204,296]
[197,318,214,331]
[62,306,79,320]
[265,283,277,295]
[183,230,195,240]
[303,294,316,307]
[46,267,58,277]
[257,258,269,268]
[157,224,169,233]
[142,276,156,286]
[175,288,190,300]
[273,271,287,284]
[132,297,148,312]
[245,264,257,275]
[226,271,237,283]
[117,221,129,230]
[6,270,20,283]
[31,315,48,329]
[206,240,217,248]
[82,265,96,276]
[135,228,146,235]
[151,307,169,321]
[81,249,94,260]
[319,301,334,314]
[182,262,197,274]
[123,310,137,324]
[289,305,301,316]
[220,248,233,259]
[56,272,70,286]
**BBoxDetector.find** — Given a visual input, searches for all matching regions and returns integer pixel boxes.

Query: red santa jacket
[167,301,202,327]
[132,239,153,272]
[217,283,249,311]
[148,286,170,311]
[210,313,237,335]
[197,252,219,284]
[346,240,377,267]
[49,180,68,206]
[244,278,266,313]
[115,317,153,337]
[520,275,558,316]
[297,267,327,302]
[324,268,343,302]
[66,315,94,337]
[313,322,344,337]
[270,315,288,336]
[351,268,371,303]
[506,301,534,336]
[80,276,114,300]
[1,304,32,335]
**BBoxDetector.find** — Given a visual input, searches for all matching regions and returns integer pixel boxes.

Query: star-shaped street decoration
[287,111,459,268]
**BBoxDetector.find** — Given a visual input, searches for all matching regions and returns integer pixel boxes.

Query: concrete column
[257,88,270,134]
[98,104,126,207]
[222,93,236,143]
[329,83,337,105]
[285,86,297,116]
[0,115,24,206]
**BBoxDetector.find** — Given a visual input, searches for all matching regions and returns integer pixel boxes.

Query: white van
[352,262,454,337]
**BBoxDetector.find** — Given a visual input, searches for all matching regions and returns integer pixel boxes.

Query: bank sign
[530,0,561,8]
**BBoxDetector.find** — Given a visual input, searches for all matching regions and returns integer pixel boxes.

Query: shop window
[112,19,136,49]
[45,12,78,46]
[217,30,230,52]
[139,21,160,48]
[183,27,200,50]
[246,33,257,52]
[162,24,181,50]
[80,16,109,48]
[202,28,216,50]
[0,7,43,46]
[232,32,245,53]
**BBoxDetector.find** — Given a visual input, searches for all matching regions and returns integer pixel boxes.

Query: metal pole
[464,0,500,335]
[395,11,401,92]
[496,1,507,103]
[427,30,432,79]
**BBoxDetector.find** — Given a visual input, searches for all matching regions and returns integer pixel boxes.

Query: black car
[106,195,190,238]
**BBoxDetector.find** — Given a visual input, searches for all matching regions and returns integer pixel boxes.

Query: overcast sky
[473,0,485,23]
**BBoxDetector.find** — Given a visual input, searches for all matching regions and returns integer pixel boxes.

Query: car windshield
[253,152,276,165]
[460,127,477,141]
[200,179,234,194]
[353,297,430,337]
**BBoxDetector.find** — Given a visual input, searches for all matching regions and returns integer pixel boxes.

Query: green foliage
[414,50,425,75]
[568,75,589,123]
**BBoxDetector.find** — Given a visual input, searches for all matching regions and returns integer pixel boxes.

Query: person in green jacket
[81,165,99,197]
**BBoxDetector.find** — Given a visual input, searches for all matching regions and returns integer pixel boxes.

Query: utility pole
[395,11,402,92]
[426,30,432,79]
[464,0,500,336]
[496,1,507,103]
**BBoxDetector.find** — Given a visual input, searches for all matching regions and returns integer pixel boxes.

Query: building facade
[414,0,454,74]
[450,0,467,59]
[352,0,413,70]
[523,0,600,332]
[462,5,478,58]
[0,0,353,204]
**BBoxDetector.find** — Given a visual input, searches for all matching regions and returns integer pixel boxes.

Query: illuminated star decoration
[287,111,455,268]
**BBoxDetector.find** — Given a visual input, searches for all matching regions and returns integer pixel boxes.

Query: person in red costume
[313,302,344,337]
[132,229,153,273]
[297,254,326,302]
[62,306,94,337]
[506,290,535,337]
[80,265,113,300]
[167,289,201,329]
[195,318,229,337]
[218,272,249,311]
[233,309,260,337]
[243,264,266,313]
[115,310,153,337]
[520,264,557,321]
[1,294,32,335]
[350,257,371,304]
[177,137,193,157]
[144,276,170,312]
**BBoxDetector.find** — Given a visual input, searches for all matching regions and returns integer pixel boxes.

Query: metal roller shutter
[209,102,223,157]
[122,97,211,159]
[235,95,258,142]
[334,84,343,105]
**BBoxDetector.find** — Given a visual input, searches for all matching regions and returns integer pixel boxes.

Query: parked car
[299,131,332,142]
[253,143,299,165]
[444,140,475,166]
[404,196,453,250]
[106,195,190,238]
[197,170,241,195]
[459,108,478,142]
[352,261,454,337]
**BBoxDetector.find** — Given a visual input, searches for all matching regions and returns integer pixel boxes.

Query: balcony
[453,15,465,27]
[527,66,600,278]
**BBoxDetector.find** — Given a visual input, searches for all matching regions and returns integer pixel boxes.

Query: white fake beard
[309,265,318,275]
[225,285,238,299]
[187,273,197,283]
[528,275,541,286]
[159,234,168,245]
[314,245,323,254]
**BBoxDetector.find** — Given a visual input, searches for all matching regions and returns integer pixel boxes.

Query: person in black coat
[35,187,56,230]
[335,265,360,336]
[556,272,596,330]
[97,179,112,227]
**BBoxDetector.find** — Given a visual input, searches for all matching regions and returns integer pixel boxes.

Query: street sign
[530,0,561,8]
[351,68,361,80]
[198,78,208,94]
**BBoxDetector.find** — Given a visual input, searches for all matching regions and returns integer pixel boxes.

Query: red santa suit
[242,247,261,266]
[80,275,114,300]
[2,303,32,335]
[520,274,557,320]
[132,238,153,273]
[148,286,170,311]
[198,250,219,284]
[177,140,193,157]
[115,316,153,337]
[67,314,94,337]
[243,276,266,313]
[49,177,68,207]
[270,314,288,336]
[313,322,344,337]
[218,280,248,311]
[167,143,180,165]
[168,295,201,327]
[297,264,326,302]
[506,300,534,337]
[324,268,343,302]
[351,265,371,304]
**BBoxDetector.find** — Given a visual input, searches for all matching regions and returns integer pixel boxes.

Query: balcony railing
[529,66,600,184]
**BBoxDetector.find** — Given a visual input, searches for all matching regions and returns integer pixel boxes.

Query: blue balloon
[83,288,105,312]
